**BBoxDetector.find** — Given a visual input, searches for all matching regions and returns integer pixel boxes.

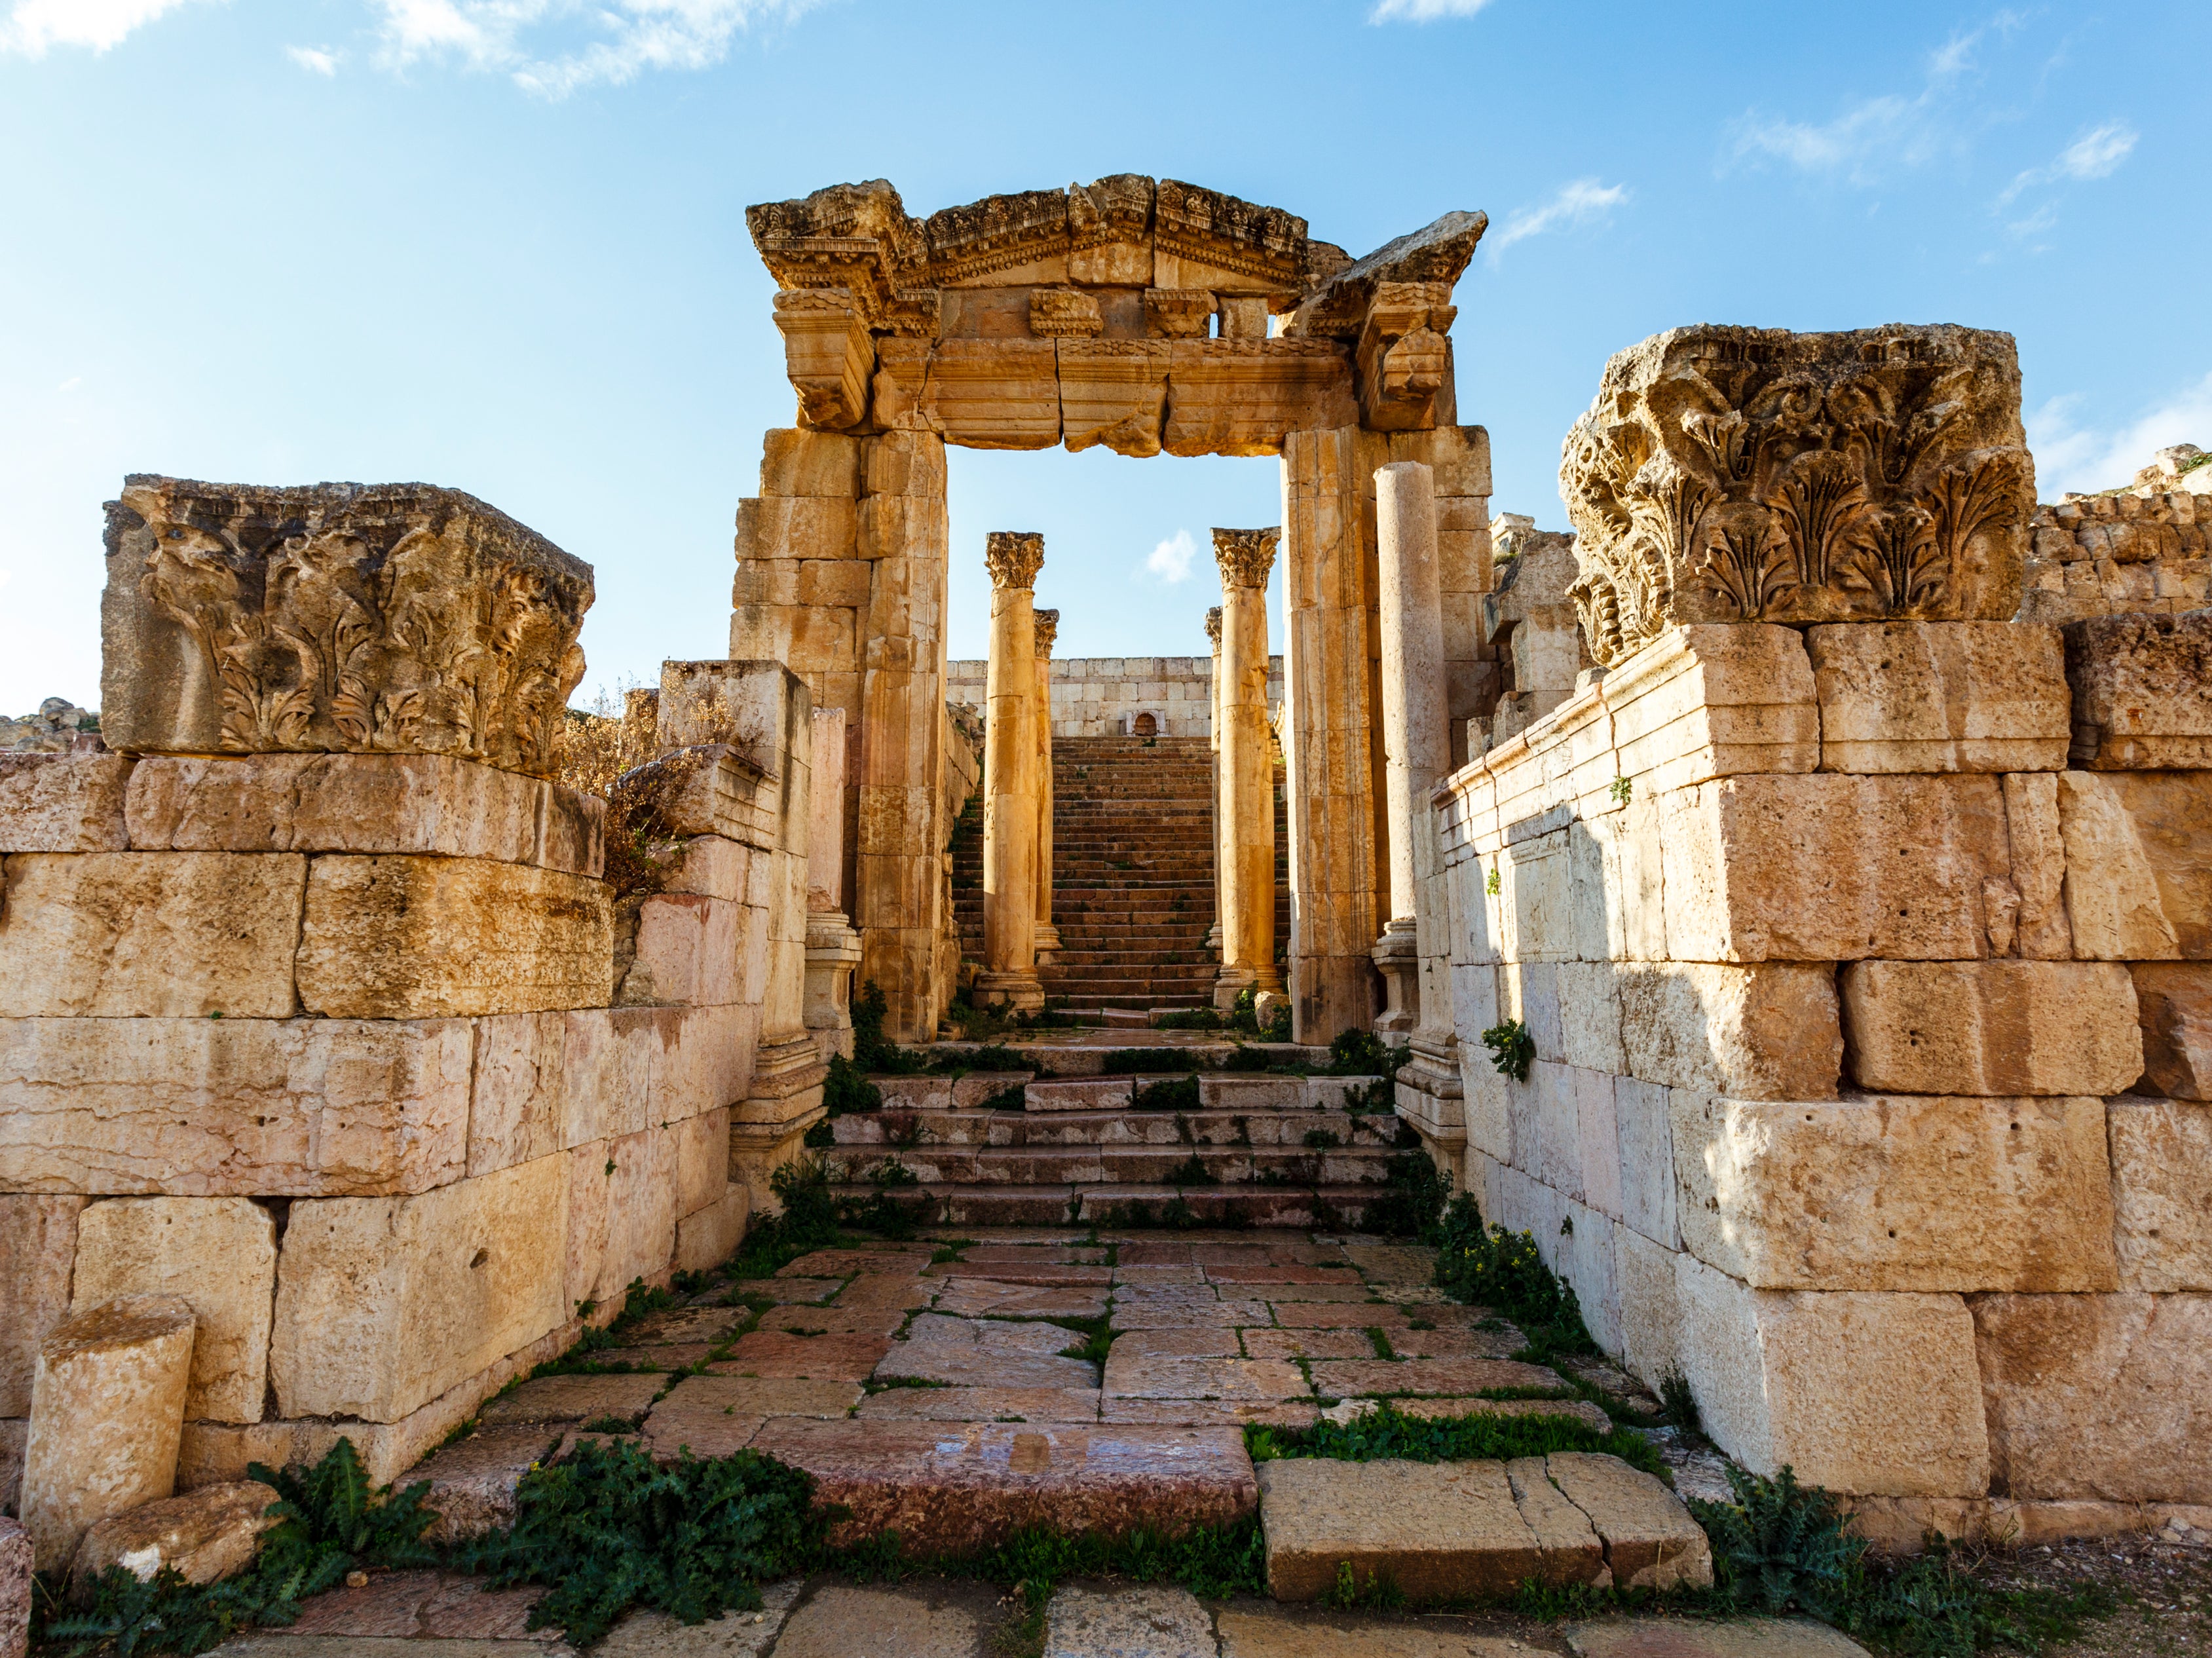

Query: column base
[1033,924,1062,966]
[727,1108,827,1218]
[1371,919,1421,1039]
[973,970,1045,1013]
[804,911,864,1063]
[1212,964,1285,1013]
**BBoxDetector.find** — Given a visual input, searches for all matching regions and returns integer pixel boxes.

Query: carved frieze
[1559,325,2036,666]
[985,532,1045,591]
[1153,179,1308,291]
[1028,289,1103,339]
[1214,529,1281,590]
[1144,289,1216,341]
[103,477,592,778]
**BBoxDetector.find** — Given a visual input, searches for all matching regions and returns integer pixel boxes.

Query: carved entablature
[1558,325,2036,667]
[105,476,592,778]
[745,178,1478,445]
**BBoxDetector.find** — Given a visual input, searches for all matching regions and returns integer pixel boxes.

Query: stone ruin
[1,173,2208,1615]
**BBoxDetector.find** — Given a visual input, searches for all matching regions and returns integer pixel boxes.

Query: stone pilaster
[1214,529,1285,1012]
[1205,607,1226,963]
[977,533,1045,1011]
[1032,609,1061,964]
[804,706,862,1061]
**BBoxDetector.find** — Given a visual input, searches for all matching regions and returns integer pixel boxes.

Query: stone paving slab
[1100,1353,1309,1402]
[747,1418,1258,1552]
[1348,1397,1614,1434]
[658,1374,863,1418]
[958,1245,1108,1266]
[833,1272,936,1310]
[1043,1583,1214,1658]
[1100,1399,1321,1428]
[776,1249,931,1277]
[1109,1263,1207,1284]
[875,1313,1100,1389]
[756,1304,910,1337]
[1387,1327,1527,1359]
[1242,1328,1382,1361]
[1343,1245,1441,1282]
[925,1262,1114,1287]
[406,1426,561,1541]
[477,1374,664,1427]
[622,1308,748,1345]
[756,1277,845,1304]
[855,1386,1102,1422]
[1112,1298,1273,1329]
[1112,1327,1242,1358]
[592,1581,802,1658]
[283,1573,559,1641]
[1205,1264,1364,1285]
[1545,1453,1714,1589]
[1243,1282,1388,1302]
[1271,1302,1408,1328]
[930,1279,1110,1319]
[219,1643,561,1658]
[1214,1608,1526,1657]
[770,1583,997,1658]
[1309,1358,1564,1397]
[1564,1620,1871,1658]
[582,1344,717,1372]
[708,1332,891,1381]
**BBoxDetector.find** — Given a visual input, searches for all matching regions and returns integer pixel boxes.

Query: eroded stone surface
[0,1195,82,1415]
[2106,1096,2212,1291]
[1807,622,2069,774]
[2065,610,2212,769]
[1564,1617,1872,1658]
[1042,1583,1214,1658]
[476,1372,663,1427]
[70,1479,278,1589]
[1840,962,2143,1096]
[0,754,131,854]
[405,1425,562,1542]
[770,1583,991,1658]
[854,1387,1100,1422]
[873,1314,1097,1389]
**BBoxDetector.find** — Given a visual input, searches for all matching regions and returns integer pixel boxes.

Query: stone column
[1281,429,1383,1044]
[1213,528,1286,1013]
[1204,607,1226,965]
[804,706,863,1061]
[1372,462,1448,1038]
[977,532,1045,1011]
[1032,609,1061,966]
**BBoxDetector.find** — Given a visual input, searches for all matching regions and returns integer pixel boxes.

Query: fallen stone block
[1841,961,2142,1096]
[873,1313,1097,1390]
[68,1479,278,1592]
[69,1197,277,1424]
[749,1417,1256,1552]
[0,852,303,1019]
[1807,620,2069,774]
[22,1295,196,1572]
[476,1372,663,1427]
[2064,609,2212,769]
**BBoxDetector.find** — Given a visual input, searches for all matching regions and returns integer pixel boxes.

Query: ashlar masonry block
[1841,960,2144,1095]
[1675,1256,1990,1498]
[269,1153,567,1423]
[1807,621,2070,774]
[2057,771,2212,959]
[2063,610,2212,770]
[1672,1092,2118,1292]
[297,856,613,1018]
[0,753,131,854]
[0,852,305,1019]
[1617,962,1841,1100]
[2105,1096,2212,1291]
[0,1015,472,1196]
[69,1197,277,1423]
[0,1196,84,1416]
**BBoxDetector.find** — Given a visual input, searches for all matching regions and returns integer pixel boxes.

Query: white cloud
[1998,119,2137,205]
[286,43,341,74]
[0,0,207,55]
[1145,529,1197,584]
[56,376,81,392]
[1369,0,1491,22]
[1486,178,1628,262]
[371,0,817,96]
[2027,371,2212,497]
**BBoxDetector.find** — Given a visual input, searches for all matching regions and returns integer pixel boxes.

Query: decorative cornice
[1033,608,1059,657]
[985,531,1045,591]
[1213,527,1281,590]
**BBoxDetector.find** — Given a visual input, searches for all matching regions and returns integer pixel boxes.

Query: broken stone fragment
[22,1294,196,1573]
[68,1480,277,1596]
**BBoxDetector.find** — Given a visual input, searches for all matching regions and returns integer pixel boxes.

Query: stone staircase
[949,734,1289,1015]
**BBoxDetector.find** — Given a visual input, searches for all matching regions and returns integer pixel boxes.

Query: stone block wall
[944,655,1286,740]
[1414,614,2212,1535]
[2021,491,2212,625]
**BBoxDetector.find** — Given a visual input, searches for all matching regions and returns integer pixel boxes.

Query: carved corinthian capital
[105,475,593,778]
[1558,324,2034,668]
[985,531,1045,590]
[1205,607,1223,647]
[1213,527,1281,590]
[1033,608,1059,658]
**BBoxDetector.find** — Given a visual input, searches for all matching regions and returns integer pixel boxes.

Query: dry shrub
[556,683,749,899]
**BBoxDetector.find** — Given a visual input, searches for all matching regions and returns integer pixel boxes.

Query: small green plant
[1480,1019,1535,1082]
[1361,1152,1449,1241]
[802,1120,836,1148]
[1691,1465,1862,1617]
[1133,1074,1201,1111]
[1303,1127,1341,1150]
[1166,1154,1216,1186]
[1484,866,1501,896]
[1152,1008,1222,1030]
[1609,775,1634,805]
[821,1051,882,1116]
[976,1083,1029,1112]
[850,981,922,1075]
[1321,1559,1405,1611]
[453,1439,825,1647]
[1326,1028,1387,1076]
[1432,1195,1597,1355]
[1658,1369,1702,1439]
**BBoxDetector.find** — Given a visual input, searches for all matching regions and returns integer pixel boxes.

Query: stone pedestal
[1214,530,1284,1012]
[1032,610,1061,964]
[978,533,1045,1012]
[1374,462,1448,1040]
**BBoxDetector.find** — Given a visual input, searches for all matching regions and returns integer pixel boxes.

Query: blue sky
[2,0,2205,714]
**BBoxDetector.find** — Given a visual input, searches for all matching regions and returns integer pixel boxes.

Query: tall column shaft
[978,532,1044,1011]
[1374,461,1448,1038]
[1204,607,1226,971]
[1214,529,1283,1009]
[1032,609,1060,962]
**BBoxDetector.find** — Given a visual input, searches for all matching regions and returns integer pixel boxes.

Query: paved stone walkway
[214,1583,1869,1658]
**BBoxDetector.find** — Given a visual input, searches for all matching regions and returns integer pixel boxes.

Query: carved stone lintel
[106,476,592,778]
[1560,324,2036,667]
[1213,528,1281,590]
[1033,607,1060,658]
[985,531,1046,591]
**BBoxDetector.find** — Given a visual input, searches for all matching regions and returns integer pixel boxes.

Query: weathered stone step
[824,1144,1397,1186]
[834,1105,1398,1147]
[884,1182,1401,1229]
[1257,1452,1713,1601]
